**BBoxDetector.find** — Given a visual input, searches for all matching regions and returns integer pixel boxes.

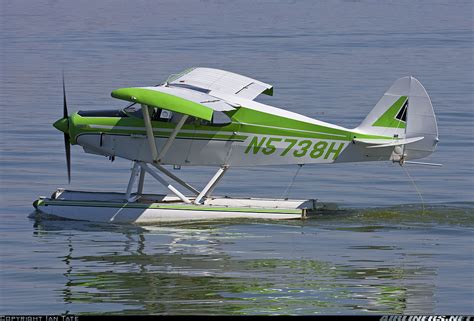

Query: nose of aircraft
[53,117,69,133]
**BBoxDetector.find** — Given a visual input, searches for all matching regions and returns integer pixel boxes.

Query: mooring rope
[402,165,425,214]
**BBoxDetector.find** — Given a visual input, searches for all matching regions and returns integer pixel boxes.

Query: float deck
[32,189,333,223]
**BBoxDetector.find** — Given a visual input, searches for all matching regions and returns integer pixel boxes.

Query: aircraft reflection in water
[33,218,437,314]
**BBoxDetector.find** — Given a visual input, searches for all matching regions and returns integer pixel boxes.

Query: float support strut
[194,165,229,204]
[151,162,199,195]
[125,161,140,202]
[139,162,191,204]
[137,167,146,195]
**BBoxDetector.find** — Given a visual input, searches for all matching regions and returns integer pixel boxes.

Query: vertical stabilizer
[356,76,438,160]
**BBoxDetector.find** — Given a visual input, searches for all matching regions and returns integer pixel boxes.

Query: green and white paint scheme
[35,68,439,223]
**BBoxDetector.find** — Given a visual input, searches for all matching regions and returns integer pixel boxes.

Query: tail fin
[356,76,439,160]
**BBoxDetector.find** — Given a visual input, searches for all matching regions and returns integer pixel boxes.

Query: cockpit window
[123,104,231,126]
[123,104,174,122]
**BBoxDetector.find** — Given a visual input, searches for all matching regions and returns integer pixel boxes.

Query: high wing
[111,67,273,120]
[111,85,236,121]
[167,67,273,100]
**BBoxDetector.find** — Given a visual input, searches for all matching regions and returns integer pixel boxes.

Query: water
[1,0,473,315]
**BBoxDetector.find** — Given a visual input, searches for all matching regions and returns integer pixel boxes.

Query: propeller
[62,75,71,183]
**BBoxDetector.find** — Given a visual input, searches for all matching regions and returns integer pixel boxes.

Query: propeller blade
[64,133,71,183]
[62,73,71,183]
[62,74,68,119]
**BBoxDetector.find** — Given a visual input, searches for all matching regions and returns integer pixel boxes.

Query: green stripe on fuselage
[68,107,393,145]
[68,113,245,143]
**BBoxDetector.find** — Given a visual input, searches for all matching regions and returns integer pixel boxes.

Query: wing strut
[141,104,189,163]
[141,104,159,162]
[157,115,188,162]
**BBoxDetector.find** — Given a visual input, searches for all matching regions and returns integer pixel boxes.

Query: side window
[211,111,231,126]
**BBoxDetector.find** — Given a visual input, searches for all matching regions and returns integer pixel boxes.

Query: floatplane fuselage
[34,68,439,222]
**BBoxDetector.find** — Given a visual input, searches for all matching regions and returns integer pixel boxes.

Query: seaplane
[33,67,439,223]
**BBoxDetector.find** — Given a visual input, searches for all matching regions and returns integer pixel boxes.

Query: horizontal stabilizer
[404,161,443,167]
[354,136,424,149]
